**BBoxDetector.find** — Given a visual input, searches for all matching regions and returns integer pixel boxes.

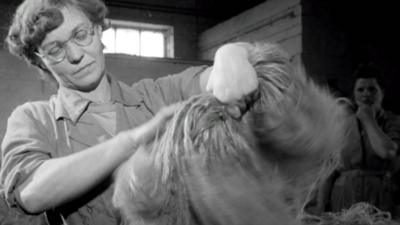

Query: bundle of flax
[302,202,400,225]
[113,42,352,225]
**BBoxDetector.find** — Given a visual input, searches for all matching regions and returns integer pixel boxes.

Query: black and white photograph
[0,0,399,224]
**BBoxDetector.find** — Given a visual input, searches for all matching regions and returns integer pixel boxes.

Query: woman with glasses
[0,0,258,224]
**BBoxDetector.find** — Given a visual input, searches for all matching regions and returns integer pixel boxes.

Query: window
[102,19,174,58]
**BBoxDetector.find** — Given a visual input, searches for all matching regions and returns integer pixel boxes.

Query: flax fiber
[112,43,368,225]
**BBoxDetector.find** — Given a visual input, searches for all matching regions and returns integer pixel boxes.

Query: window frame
[103,19,174,58]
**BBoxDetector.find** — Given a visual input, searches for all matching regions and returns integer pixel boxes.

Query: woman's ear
[96,25,106,50]
[95,24,103,37]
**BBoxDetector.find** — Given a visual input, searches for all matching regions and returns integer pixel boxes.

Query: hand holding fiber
[206,42,259,103]
[129,103,179,145]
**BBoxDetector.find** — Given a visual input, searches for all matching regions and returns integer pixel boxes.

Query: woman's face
[353,78,384,109]
[38,6,105,91]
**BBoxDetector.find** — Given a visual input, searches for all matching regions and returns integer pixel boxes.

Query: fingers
[356,105,376,122]
[206,43,258,103]
[155,103,180,120]
[225,105,242,119]
[131,103,181,145]
[224,89,260,119]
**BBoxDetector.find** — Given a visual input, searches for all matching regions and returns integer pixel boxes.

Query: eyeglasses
[36,25,96,64]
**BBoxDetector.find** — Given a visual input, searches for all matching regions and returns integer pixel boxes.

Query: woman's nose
[65,43,84,64]
[363,90,372,96]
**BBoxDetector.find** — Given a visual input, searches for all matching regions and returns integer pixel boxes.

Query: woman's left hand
[206,43,259,104]
[356,104,376,123]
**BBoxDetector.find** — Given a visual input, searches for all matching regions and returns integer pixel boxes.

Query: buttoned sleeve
[132,65,208,113]
[0,102,54,210]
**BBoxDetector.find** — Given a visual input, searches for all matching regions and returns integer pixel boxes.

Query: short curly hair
[5,0,108,81]
[353,63,385,90]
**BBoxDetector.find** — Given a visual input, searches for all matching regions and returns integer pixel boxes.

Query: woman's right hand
[356,104,376,123]
[129,103,180,145]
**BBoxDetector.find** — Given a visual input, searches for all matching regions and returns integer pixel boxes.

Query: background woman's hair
[352,63,385,90]
[5,0,108,82]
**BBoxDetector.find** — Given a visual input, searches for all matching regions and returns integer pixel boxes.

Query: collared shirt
[0,65,207,225]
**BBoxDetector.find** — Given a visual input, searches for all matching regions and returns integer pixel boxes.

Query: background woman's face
[38,6,105,91]
[353,78,383,109]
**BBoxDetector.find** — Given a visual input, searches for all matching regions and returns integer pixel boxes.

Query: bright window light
[141,31,164,57]
[102,19,174,58]
[115,28,140,55]
[102,28,115,53]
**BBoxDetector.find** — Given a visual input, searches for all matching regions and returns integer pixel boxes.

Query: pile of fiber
[301,202,400,225]
[112,42,351,225]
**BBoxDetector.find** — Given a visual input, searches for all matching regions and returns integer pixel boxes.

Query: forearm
[362,119,398,158]
[18,131,137,213]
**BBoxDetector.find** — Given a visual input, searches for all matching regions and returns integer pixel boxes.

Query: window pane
[102,28,115,53]
[140,31,164,57]
[115,28,140,55]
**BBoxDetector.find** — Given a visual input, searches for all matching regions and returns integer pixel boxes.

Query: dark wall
[302,0,400,113]
[0,2,17,48]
